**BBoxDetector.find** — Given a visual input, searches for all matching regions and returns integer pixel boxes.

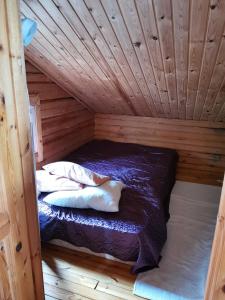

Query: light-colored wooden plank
[21,0,116,113]
[43,120,94,144]
[0,213,10,241]
[84,0,152,116]
[54,0,138,116]
[28,82,69,101]
[118,0,165,117]
[95,113,225,128]
[42,111,93,137]
[0,241,11,300]
[186,0,210,119]
[27,0,133,115]
[21,4,109,106]
[29,38,106,112]
[41,245,144,300]
[136,0,171,117]
[211,81,225,122]
[20,0,225,121]
[44,283,92,300]
[37,134,93,169]
[26,47,94,112]
[201,28,225,120]
[194,0,225,120]
[42,246,135,287]
[21,0,225,122]
[205,175,225,299]
[25,60,95,168]
[172,0,190,119]
[96,282,141,300]
[30,94,43,162]
[95,132,225,155]
[0,0,44,298]
[42,263,98,289]
[153,0,179,118]
[101,0,158,117]
[43,127,93,158]
[95,114,225,185]
[44,273,124,300]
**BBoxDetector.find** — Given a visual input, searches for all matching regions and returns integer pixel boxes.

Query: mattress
[134,181,221,299]
[38,140,178,273]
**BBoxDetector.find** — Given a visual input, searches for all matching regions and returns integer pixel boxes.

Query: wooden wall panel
[26,61,95,167]
[0,0,44,298]
[95,114,225,186]
[20,0,225,122]
[205,175,225,300]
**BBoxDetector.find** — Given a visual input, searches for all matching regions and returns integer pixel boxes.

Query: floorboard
[42,245,145,300]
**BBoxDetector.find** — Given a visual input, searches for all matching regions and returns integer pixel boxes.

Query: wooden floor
[42,245,145,300]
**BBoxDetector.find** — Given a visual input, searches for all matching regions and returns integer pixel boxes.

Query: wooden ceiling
[21,0,225,122]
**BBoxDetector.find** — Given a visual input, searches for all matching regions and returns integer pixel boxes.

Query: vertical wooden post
[0,0,44,299]
[205,174,225,299]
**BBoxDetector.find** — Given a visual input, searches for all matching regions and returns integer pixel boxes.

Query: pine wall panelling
[95,114,225,186]
[20,0,225,122]
[26,61,95,167]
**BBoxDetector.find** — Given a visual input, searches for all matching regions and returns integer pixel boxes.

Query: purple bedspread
[38,140,178,273]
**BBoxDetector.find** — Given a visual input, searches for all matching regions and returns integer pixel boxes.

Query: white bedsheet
[133,181,221,300]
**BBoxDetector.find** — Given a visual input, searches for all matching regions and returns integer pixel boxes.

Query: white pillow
[36,170,83,192]
[43,161,110,186]
[43,180,125,212]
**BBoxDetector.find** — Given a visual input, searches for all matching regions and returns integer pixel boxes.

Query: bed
[38,140,178,273]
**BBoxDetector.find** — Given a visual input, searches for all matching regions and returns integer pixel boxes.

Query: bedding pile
[37,161,124,212]
[38,140,178,273]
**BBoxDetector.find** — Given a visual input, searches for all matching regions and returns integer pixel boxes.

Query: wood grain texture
[42,245,143,300]
[205,175,225,300]
[0,213,10,241]
[95,114,225,185]
[30,94,44,162]
[26,61,95,168]
[0,0,43,298]
[20,0,225,121]
[0,241,11,300]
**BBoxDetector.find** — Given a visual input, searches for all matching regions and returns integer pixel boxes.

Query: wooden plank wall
[95,114,225,186]
[26,61,95,167]
[20,0,225,121]
[205,175,225,299]
[0,0,44,298]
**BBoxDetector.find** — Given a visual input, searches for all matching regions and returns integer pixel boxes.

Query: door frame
[205,174,225,299]
[0,0,44,299]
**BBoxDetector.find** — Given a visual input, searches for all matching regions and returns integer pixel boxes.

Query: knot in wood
[16,241,22,252]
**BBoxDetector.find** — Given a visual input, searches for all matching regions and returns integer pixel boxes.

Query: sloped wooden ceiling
[21,0,225,121]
